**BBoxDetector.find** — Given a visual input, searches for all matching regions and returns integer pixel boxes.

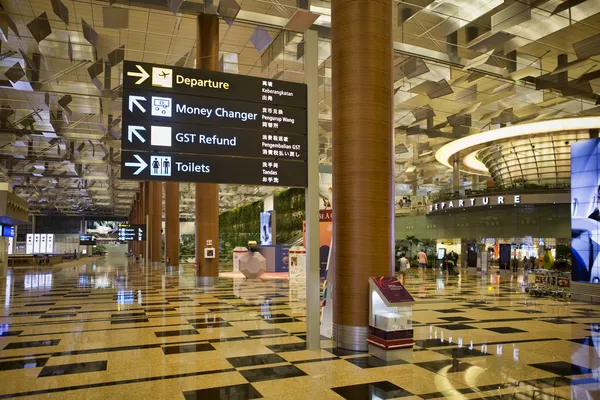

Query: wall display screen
[1,225,14,237]
[260,211,273,246]
[571,139,600,283]
[86,221,120,238]
[437,248,446,260]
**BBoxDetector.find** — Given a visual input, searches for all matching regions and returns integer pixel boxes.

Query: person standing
[399,253,409,272]
[418,249,428,269]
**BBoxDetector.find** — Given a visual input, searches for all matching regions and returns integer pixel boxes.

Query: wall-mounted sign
[79,235,96,245]
[121,152,307,187]
[117,223,146,241]
[121,121,306,161]
[123,61,307,108]
[427,193,570,214]
[120,61,308,188]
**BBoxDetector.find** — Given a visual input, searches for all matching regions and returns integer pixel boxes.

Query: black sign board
[123,60,307,109]
[121,121,306,161]
[121,152,307,187]
[117,223,146,241]
[79,235,96,245]
[123,90,307,136]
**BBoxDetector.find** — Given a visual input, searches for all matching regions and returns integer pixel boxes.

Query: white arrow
[127,64,150,84]
[124,154,148,175]
[128,96,147,113]
[127,125,146,143]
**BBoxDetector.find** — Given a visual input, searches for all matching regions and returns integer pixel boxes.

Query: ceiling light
[435,117,600,168]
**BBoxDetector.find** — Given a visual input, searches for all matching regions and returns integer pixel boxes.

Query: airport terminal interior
[1,0,600,399]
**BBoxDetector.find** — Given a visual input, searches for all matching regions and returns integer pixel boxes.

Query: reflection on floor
[0,256,599,399]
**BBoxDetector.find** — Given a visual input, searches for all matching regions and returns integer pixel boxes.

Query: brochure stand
[368,276,415,361]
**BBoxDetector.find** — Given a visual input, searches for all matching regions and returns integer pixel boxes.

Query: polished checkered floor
[0,255,599,399]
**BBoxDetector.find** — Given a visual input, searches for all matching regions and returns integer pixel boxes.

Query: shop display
[288,246,306,278]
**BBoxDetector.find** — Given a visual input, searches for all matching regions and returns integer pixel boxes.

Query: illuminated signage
[117,223,146,241]
[427,193,569,214]
[121,61,307,188]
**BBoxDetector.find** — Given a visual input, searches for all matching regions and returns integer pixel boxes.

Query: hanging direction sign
[117,223,146,241]
[121,121,306,161]
[123,91,307,135]
[121,152,307,187]
[123,60,307,109]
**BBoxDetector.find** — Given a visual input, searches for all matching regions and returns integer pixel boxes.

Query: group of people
[397,249,460,275]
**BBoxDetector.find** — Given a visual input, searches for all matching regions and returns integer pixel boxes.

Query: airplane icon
[152,67,173,88]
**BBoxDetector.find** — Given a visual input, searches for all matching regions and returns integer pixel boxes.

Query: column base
[333,323,368,351]
[196,276,219,286]
[151,261,162,267]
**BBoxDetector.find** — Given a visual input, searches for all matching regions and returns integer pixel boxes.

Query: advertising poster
[260,211,273,245]
[571,139,600,283]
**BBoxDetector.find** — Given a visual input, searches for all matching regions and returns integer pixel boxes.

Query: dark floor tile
[515,310,545,314]
[434,309,464,314]
[0,330,23,337]
[260,313,290,319]
[419,388,476,399]
[239,365,306,383]
[162,343,215,355]
[187,317,224,324]
[529,361,592,376]
[110,312,145,318]
[345,356,408,369]
[439,316,474,322]
[9,311,46,316]
[165,297,193,302]
[227,353,286,368]
[4,339,61,350]
[264,317,301,324]
[416,359,474,373]
[145,307,177,312]
[38,360,107,377]
[192,321,232,329]
[570,337,600,348]
[324,347,367,357]
[24,302,55,307]
[154,329,199,338]
[542,318,577,325]
[414,339,453,349]
[243,328,287,337]
[434,347,491,358]
[110,318,149,325]
[39,313,77,319]
[436,324,477,331]
[484,327,527,334]
[183,383,262,400]
[0,357,49,371]
[208,307,238,312]
[213,295,240,300]
[141,301,170,306]
[478,307,507,311]
[331,380,413,399]
[266,342,306,353]
[49,306,82,311]
[292,356,341,364]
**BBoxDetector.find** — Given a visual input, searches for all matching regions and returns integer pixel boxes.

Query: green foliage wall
[275,188,305,244]
[219,200,263,254]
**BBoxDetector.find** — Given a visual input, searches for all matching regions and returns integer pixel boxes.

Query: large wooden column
[195,13,220,284]
[150,181,162,265]
[331,0,394,350]
[165,182,179,267]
